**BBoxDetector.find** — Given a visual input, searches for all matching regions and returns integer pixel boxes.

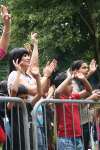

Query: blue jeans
[38,127,46,150]
[57,137,83,150]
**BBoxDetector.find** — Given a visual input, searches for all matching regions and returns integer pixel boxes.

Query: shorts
[57,137,83,150]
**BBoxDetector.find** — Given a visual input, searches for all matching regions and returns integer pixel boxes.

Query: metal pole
[32,98,100,150]
[21,103,31,150]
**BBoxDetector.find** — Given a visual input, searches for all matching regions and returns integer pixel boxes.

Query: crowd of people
[0,5,100,150]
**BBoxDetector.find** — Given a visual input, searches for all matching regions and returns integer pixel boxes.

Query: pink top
[0,48,6,60]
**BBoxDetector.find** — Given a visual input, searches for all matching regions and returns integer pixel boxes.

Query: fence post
[31,104,39,150]
[21,103,31,150]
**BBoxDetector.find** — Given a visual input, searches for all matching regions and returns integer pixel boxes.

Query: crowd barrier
[32,99,100,150]
[1,97,100,150]
[0,96,30,150]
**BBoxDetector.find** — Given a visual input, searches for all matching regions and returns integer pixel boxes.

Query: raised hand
[24,42,32,55]
[13,59,22,73]
[43,59,57,78]
[89,59,97,73]
[1,5,11,26]
[31,32,38,45]
[74,72,85,80]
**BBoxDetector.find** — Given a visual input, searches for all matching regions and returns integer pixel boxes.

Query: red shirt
[56,93,82,137]
[0,48,5,60]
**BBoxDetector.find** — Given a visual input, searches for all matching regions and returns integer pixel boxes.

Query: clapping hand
[89,59,97,74]
[43,59,57,78]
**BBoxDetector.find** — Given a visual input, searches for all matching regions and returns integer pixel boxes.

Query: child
[54,71,93,150]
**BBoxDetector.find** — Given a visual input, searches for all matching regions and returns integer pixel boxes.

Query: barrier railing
[32,99,100,150]
[0,96,30,150]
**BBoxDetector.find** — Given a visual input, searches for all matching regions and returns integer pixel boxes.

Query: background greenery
[0,0,100,80]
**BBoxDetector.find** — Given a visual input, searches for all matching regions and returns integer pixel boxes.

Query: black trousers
[82,123,91,150]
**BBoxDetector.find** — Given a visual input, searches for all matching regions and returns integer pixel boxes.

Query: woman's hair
[53,72,67,88]
[70,60,85,71]
[9,48,29,73]
[50,70,59,86]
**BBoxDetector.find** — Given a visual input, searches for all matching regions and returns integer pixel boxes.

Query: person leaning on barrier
[7,33,57,106]
[54,71,92,150]
[69,59,98,150]
[0,5,11,60]
[7,33,57,150]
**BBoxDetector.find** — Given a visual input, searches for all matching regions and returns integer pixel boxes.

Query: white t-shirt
[7,71,36,103]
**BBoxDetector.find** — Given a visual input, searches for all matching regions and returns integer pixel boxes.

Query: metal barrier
[0,96,30,150]
[32,99,100,150]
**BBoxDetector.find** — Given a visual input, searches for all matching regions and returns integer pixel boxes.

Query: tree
[0,0,100,80]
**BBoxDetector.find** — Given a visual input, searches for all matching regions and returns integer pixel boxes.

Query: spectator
[7,33,57,150]
[54,71,92,150]
[70,59,97,150]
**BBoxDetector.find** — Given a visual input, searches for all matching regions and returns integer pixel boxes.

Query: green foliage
[1,0,100,80]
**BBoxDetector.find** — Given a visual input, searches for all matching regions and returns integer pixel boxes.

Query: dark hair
[0,80,8,96]
[9,48,29,73]
[50,70,59,86]
[70,60,85,71]
[53,72,67,88]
